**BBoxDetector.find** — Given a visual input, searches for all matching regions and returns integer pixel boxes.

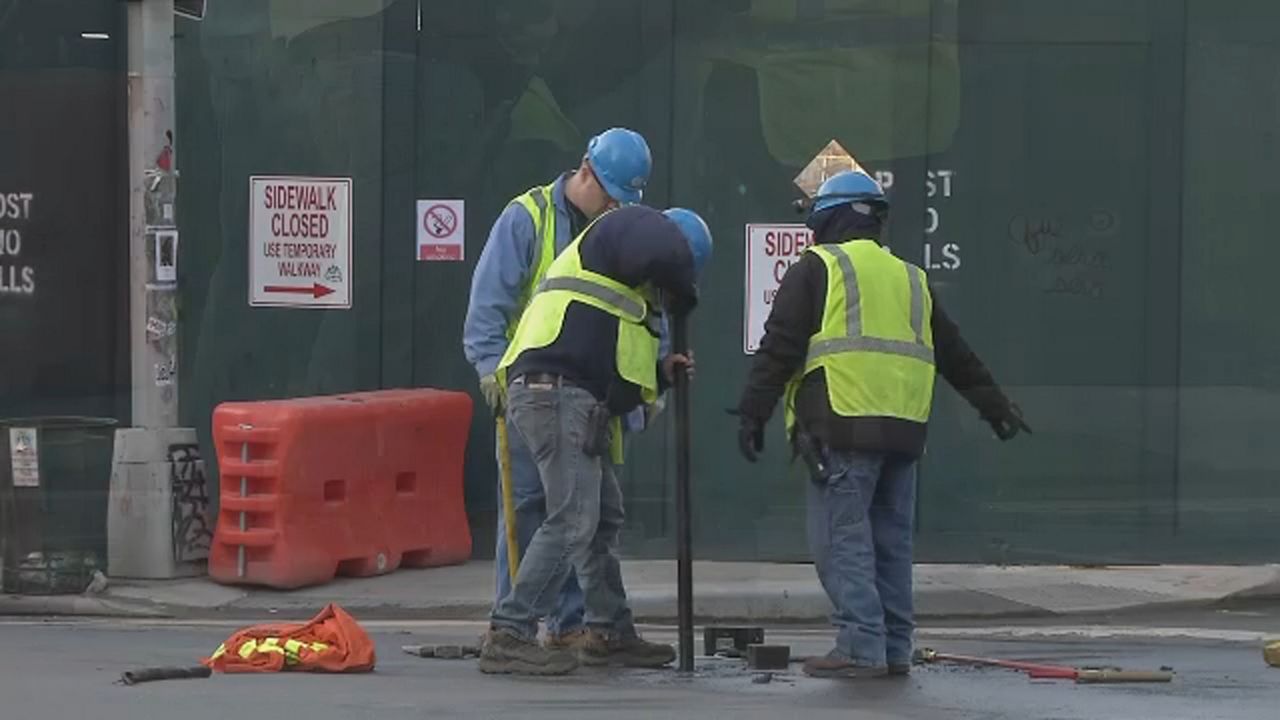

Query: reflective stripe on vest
[510,184,559,339]
[537,276,650,325]
[224,637,330,665]
[806,243,934,365]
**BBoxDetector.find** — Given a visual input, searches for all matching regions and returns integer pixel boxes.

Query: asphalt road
[1,613,1276,719]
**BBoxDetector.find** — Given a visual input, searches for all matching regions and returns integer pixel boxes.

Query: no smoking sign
[417,199,465,262]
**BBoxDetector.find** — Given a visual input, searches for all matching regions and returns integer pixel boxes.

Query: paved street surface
[2,608,1277,719]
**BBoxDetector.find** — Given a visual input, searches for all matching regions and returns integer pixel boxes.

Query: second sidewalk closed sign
[248,176,353,310]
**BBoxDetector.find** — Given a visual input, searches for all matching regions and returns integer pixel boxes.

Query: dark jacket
[511,205,697,414]
[737,212,1011,458]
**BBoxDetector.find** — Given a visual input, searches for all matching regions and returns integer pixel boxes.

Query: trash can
[0,416,118,594]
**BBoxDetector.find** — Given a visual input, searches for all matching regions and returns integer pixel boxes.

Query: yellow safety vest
[497,220,662,464]
[209,637,330,667]
[784,239,937,438]
[508,182,559,339]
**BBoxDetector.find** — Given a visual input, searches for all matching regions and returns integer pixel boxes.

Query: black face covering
[565,195,589,238]
[806,204,884,246]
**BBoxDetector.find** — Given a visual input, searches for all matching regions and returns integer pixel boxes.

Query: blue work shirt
[462,175,671,431]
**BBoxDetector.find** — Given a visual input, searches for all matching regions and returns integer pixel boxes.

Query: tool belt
[509,372,577,389]
[793,419,836,484]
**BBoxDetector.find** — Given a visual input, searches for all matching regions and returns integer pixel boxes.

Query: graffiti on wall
[168,443,212,562]
[1009,212,1116,299]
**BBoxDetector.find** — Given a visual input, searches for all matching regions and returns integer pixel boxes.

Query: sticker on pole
[744,223,813,354]
[249,176,352,309]
[417,199,465,262]
[9,427,39,488]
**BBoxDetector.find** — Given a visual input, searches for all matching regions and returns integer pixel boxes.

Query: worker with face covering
[735,170,1029,679]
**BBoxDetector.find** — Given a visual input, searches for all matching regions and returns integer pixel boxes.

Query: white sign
[175,0,206,21]
[417,199,465,262]
[793,139,865,198]
[744,223,813,354]
[9,427,39,488]
[249,176,352,309]
[154,229,178,283]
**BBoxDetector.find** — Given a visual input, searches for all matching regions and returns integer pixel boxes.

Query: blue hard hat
[663,208,713,279]
[586,128,652,205]
[809,170,888,217]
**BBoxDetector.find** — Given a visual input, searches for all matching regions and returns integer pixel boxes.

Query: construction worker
[479,205,713,676]
[735,170,1029,679]
[463,128,654,652]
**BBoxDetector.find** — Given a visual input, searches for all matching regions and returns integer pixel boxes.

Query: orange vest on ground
[202,603,376,673]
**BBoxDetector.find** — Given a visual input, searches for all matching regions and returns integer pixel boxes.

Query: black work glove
[726,408,766,462]
[988,402,1031,441]
[737,414,765,463]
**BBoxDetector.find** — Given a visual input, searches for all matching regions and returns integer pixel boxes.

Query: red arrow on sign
[263,283,335,299]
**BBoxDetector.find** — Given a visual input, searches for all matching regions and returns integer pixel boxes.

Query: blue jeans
[807,448,917,667]
[491,381,636,640]
[493,412,585,636]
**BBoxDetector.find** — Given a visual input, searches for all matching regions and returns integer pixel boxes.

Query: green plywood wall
[175,0,1280,563]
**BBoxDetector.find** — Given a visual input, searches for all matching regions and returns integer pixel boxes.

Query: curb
[0,596,1228,624]
[7,572,1280,623]
[1221,567,1280,604]
[0,594,172,619]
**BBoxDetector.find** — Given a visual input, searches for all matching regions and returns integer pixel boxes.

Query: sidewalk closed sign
[248,176,352,309]
[744,223,813,354]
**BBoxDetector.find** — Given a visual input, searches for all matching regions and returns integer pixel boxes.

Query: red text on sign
[262,242,337,259]
[764,228,812,284]
[763,229,812,257]
[264,185,337,211]
[271,212,330,239]
[277,261,321,278]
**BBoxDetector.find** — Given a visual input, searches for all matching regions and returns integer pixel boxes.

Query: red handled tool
[914,648,1173,684]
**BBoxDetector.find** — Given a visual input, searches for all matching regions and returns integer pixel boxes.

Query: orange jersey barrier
[209,389,473,589]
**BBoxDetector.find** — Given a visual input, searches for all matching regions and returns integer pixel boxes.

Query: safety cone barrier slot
[209,389,473,589]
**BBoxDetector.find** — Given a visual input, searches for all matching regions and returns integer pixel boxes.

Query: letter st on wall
[248,176,352,309]
[0,192,37,297]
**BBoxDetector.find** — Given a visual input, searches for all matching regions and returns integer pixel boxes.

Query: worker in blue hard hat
[463,127,655,655]
[735,169,1028,679]
[478,204,712,675]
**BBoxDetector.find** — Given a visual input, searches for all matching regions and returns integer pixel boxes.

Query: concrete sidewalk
[5,561,1280,621]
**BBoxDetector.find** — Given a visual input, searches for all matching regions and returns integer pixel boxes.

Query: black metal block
[703,626,765,656]
[746,644,791,670]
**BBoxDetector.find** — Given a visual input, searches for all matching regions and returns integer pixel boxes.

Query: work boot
[802,651,888,679]
[544,628,591,652]
[887,663,912,677]
[579,629,676,668]
[478,627,579,676]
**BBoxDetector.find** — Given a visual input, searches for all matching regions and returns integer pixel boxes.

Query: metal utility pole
[109,0,208,581]
[672,315,695,673]
[127,0,179,427]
